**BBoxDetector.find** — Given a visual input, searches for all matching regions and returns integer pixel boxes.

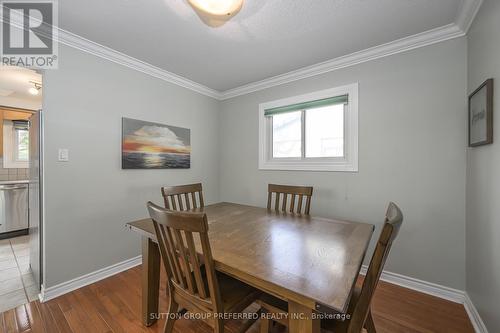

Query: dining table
[126,202,374,333]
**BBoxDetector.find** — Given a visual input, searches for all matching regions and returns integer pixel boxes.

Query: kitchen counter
[0,180,30,185]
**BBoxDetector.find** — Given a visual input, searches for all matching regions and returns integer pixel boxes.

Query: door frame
[36,109,45,289]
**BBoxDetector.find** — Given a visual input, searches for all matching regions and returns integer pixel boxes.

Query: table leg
[288,301,320,333]
[142,236,160,326]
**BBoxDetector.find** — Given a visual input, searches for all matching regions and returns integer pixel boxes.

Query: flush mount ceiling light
[28,81,42,95]
[188,0,244,27]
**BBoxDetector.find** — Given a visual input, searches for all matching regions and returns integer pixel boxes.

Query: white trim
[464,294,490,333]
[258,84,358,172]
[0,9,218,100]
[0,2,482,100]
[34,255,489,332]
[39,255,141,302]
[359,265,489,333]
[359,265,465,303]
[456,0,483,33]
[220,0,483,99]
[220,24,464,99]
[56,28,222,99]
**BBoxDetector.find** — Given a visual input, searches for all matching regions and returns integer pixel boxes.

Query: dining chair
[259,202,404,333]
[161,183,204,210]
[267,184,313,215]
[147,202,260,333]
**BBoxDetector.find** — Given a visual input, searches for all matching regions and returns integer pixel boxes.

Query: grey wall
[43,45,220,287]
[219,38,468,289]
[466,0,500,331]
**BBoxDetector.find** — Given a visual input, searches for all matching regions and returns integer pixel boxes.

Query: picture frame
[469,79,494,147]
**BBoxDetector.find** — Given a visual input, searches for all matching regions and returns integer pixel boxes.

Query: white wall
[466,0,500,331]
[42,45,220,287]
[41,35,470,294]
[219,38,468,289]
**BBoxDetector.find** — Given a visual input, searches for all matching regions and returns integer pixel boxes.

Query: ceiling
[59,0,467,92]
[0,67,43,102]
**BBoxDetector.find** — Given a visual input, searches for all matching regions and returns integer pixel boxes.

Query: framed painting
[122,117,191,169]
[469,79,494,147]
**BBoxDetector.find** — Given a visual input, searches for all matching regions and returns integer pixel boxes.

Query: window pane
[272,111,301,158]
[16,129,29,161]
[305,104,344,157]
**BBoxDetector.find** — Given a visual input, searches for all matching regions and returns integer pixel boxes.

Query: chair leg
[214,318,224,333]
[364,310,377,333]
[236,309,261,333]
[163,298,179,333]
[260,316,272,333]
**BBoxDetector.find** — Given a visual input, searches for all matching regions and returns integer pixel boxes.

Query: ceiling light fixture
[188,0,243,26]
[28,81,42,95]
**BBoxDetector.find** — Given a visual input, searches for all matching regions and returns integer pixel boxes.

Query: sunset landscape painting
[122,118,191,169]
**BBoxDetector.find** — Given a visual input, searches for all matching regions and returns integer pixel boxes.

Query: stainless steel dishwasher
[0,183,29,234]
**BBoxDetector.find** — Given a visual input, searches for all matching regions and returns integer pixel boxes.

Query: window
[15,128,29,162]
[259,84,358,172]
[3,120,29,168]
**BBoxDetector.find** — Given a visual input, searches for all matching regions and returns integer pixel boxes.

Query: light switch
[58,149,69,162]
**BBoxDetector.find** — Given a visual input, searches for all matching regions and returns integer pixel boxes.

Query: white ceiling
[59,0,466,92]
[0,66,43,102]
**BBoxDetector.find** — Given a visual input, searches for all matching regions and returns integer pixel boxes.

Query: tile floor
[0,235,38,313]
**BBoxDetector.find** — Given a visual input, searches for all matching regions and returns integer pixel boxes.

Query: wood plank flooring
[0,265,474,333]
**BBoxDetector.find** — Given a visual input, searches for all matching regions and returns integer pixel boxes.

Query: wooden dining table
[126,202,374,333]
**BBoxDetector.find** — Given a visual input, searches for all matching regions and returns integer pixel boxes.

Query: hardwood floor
[0,265,474,333]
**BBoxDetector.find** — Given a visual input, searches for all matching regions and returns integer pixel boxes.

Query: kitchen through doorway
[0,66,43,312]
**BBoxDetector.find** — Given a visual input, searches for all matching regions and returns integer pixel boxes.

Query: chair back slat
[177,195,184,210]
[267,184,313,215]
[162,222,186,287]
[185,231,208,299]
[147,202,221,310]
[348,202,403,333]
[161,183,204,211]
[172,228,195,293]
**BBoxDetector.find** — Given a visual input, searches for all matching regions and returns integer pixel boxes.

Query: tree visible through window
[15,128,29,162]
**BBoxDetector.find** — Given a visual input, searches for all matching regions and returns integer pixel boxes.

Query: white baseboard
[37,257,488,332]
[464,294,489,333]
[359,265,488,333]
[359,265,465,303]
[39,255,141,302]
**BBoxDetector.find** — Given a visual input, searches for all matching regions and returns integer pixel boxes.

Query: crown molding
[220,23,465,100]
[1,1,482,101]
[56,28,222,100]
[0,14,221,99]
[219,0,483,100]
[456,0,483,33]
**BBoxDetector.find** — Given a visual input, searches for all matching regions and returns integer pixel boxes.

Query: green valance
[264,95,348,117]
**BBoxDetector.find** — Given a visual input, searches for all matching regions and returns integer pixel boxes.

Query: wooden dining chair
[161,183,204,211]
[267,184,313,215]
[147,202,260,333]
[259,202,404,333]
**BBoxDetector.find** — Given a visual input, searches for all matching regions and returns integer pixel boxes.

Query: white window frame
[258,83,358,172]
[3,120,29,169]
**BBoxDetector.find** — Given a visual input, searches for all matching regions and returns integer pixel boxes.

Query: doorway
[0,66,43,313]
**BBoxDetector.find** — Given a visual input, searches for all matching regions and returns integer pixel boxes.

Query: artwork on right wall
[469,78,494,147]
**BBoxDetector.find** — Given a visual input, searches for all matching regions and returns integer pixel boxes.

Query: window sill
[259,160,358,172]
